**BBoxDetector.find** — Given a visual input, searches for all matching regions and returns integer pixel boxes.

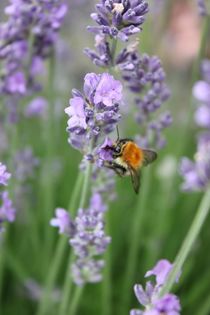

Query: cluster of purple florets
[117,49,171,148]
[0,162,16,233]
[180,59,210,191]
[51,192,110,285]
[65,72,122,152]
[131,259,181,315]
[87,0,148,41]
[0,0,67,96]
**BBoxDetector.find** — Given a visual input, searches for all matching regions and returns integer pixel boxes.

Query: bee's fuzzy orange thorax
[122,141,143,169]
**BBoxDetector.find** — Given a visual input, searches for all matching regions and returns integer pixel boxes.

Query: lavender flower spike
[51,192,111,285]
[88,0,149,41]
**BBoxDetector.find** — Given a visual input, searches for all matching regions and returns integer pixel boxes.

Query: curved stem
[159,188,210,296]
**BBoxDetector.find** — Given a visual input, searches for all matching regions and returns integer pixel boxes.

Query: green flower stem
[36,172,83,315]
[122,168,152,315]
[102,210,112,315]
[58,254,74,315]
[68,286,84,315]
[60,160,93,315]
[159,188,210,297]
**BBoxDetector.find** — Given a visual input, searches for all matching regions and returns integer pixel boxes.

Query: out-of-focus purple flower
[180,59,210,192]
[24,97,48,118]
[130,259,181,315]
[180,134,210,191]
[24,278,61,302]
[0,162,11,186]
[14,147,39,182]
[197,0,209,16]
[193,81,210,103]
[65,72,122,152]
[71,258,105,286]
[88,0,149,42]
[0,191,16,223]
[0,0,67,97]
[50,208,75,235]
[5,71,26,95]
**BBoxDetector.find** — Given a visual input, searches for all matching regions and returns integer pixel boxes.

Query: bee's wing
[142,149,157,166]
[128,165,141,194]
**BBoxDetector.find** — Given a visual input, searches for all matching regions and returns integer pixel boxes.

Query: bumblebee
[105,138,157,194]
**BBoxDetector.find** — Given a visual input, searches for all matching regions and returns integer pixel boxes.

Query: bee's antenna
[116,125,120,142]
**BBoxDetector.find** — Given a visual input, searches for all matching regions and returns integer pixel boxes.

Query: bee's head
[113,138,133,157]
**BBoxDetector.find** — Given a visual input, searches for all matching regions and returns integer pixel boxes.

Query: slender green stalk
[36,172,83,315]
[122,168,151,314]
[58,254,74,315]
[78,161,92,209]
[159,188,210,296]
[68,286,84,315]
[199,295,210,315]
[102,210,112,315]
[60,160,93,315]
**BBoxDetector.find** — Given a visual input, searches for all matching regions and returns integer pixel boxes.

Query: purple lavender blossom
[0,191,16,224]
[0,163,11,186]
[130,259,181,315]
[51,191,111,285]
[50,208,75,235]
[88,0,149,42]
[0,0,67,97]
[145,259,173,286]
[65,72,122,152]
[116,49,171,149]
[180,59,210,191]
[84,34,113,68]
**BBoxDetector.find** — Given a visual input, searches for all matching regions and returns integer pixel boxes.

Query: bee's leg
[104,161,126,177]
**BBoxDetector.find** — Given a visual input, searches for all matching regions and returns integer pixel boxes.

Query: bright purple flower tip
[145,259,173,286]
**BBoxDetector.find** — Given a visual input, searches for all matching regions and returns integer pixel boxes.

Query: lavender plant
[130,260,181,315]
[1,0,210,315]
